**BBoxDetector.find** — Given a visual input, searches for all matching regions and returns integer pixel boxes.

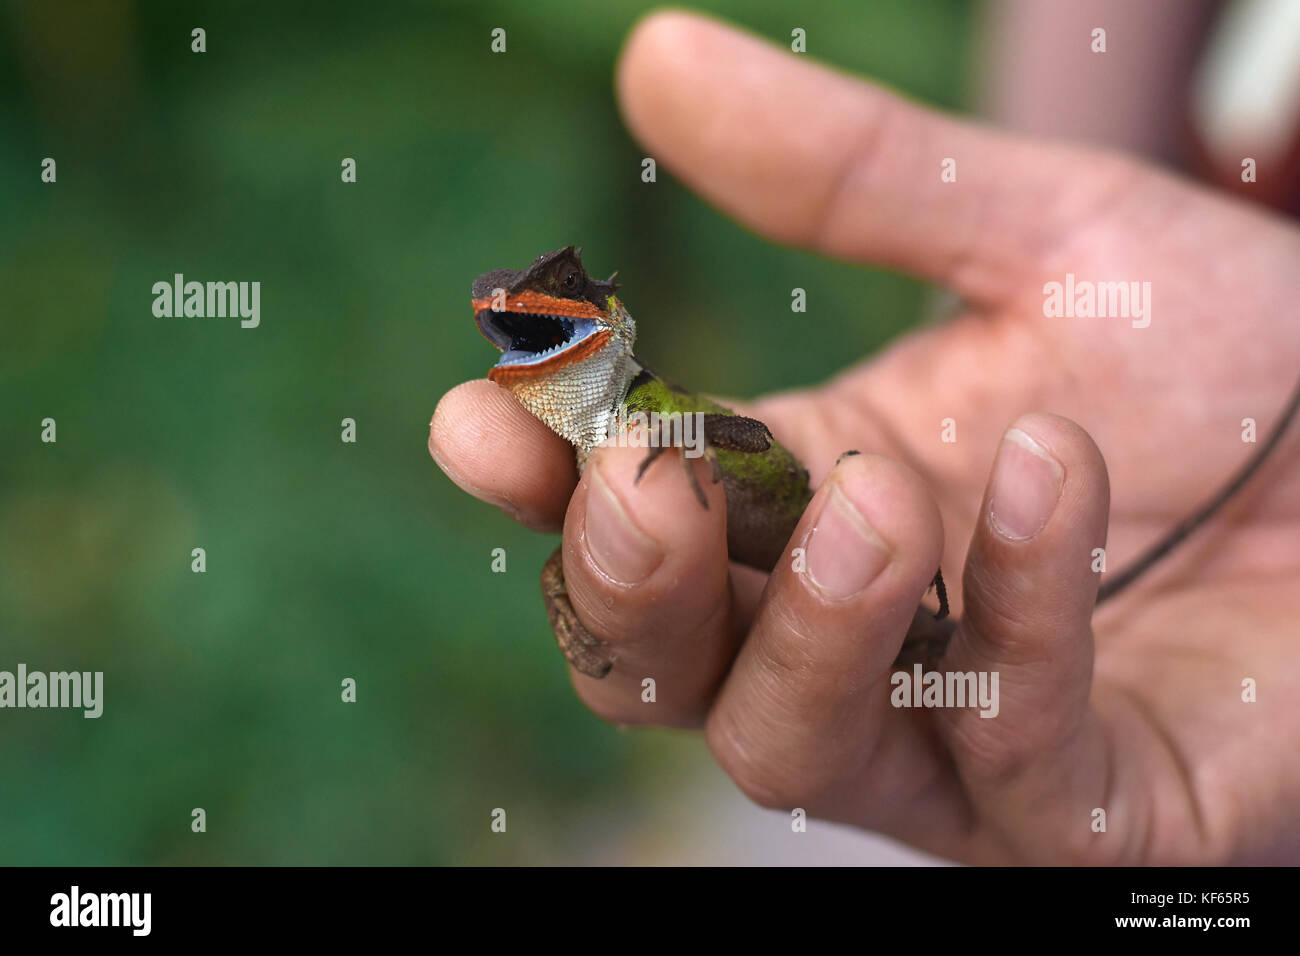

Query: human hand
[431,11,1300,863]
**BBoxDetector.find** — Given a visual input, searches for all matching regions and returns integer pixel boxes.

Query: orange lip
[470,290,607,321]
[487,328,613,385]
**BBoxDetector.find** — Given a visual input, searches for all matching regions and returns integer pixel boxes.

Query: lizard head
[472,246,629,387]
[471,247,639,452]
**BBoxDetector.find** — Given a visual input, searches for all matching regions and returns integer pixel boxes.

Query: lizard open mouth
[476,309,602,368]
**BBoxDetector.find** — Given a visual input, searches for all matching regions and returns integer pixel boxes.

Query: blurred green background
[0,0,971,863]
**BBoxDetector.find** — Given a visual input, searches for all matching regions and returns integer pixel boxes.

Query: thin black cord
[1096,374,1300,604]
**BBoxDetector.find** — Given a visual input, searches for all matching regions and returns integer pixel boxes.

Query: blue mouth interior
[479,311,599,367]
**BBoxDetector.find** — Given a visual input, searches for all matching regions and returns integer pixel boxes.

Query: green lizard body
[471,246,946,676]
[621,374,813,570]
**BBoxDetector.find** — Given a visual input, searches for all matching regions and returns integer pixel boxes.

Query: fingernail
[988,427,1064,541]
[585,462,664,584]
[804,484,891,601]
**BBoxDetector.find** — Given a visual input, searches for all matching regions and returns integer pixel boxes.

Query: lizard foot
[701,413,773,454]
[635,443,711,507]
[541,547,613,678]
[633,412,769,509]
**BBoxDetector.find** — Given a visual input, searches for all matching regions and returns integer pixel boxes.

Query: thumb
[938,413,1113,860]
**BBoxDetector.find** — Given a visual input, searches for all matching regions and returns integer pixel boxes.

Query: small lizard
[472,246,1300,679]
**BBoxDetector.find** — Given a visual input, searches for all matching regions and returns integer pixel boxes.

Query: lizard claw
[682,453,709,509]
[930,567,949,620]
[708,448,723,484]
[634,445,668,485]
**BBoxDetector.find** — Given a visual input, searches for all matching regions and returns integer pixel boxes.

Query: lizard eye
[562,271,580,292]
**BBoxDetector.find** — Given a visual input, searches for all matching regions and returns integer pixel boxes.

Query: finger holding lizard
[705,451,952,829]
[555,441,738,727]
[707,414,1123,863]
[430,379,575,533]
[432,374,766,724]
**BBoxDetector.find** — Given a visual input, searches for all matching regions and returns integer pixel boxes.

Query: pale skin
[430,12,1300,864]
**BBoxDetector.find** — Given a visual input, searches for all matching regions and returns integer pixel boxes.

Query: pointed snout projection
[471,246,621,383]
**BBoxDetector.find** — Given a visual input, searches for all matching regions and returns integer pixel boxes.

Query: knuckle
[713,745,802,810]
[753,602,827,689]
[705,709,829,811]
[944,716,1039,785]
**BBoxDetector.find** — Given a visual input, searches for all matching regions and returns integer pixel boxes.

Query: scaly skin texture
[472,247,949,677]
